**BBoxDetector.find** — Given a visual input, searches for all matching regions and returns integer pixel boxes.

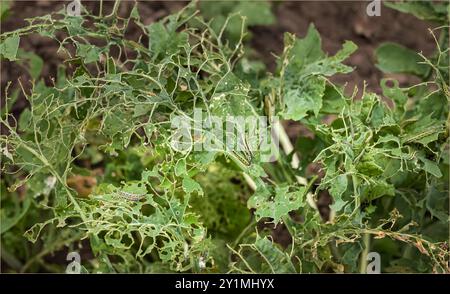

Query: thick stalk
[359,232,370,274]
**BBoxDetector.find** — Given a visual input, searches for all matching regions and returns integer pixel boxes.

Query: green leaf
[76,44,103,64]
[18,108,32,132]
[361,180,395,201]
[402,114,445,146]
[340,243,363,272]
[231,235,297,273]
[200,1,274,42]
[175,158,187,177]
[329,174,348,212]
[301,40,356,77]
[1,196,31,234]
[334,41,358,62]
[330,174,348,198]
[375,42,429,76]
[18,50,44,80]
[384,1,448,23]
[381,79,408,111]
[280,27,356,121]
[233,1,275,26]
[64,16,86,36]
[250,185,306,223]
[425,181,448,221]
[121,182,147,195]
[182,177,203,195]
[418,156,443,178]
[282,78,325,120]
[252,236,296,273]
[289,25,324,68]
[147,21,188,61]
[356,154,384,176]
[0,0,11,21]
[0,34,20,61]
[321,85,347,114]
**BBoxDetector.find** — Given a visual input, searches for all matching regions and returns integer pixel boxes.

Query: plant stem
[273,120,307,185]
[359,232,370,274]
[106,0,121,18]
[99,0,103,17]
[232,218,257,249]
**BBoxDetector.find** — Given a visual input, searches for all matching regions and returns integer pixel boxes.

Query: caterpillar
[230,150,252,167]
[402,126,443,144]
[114,191,146,201]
